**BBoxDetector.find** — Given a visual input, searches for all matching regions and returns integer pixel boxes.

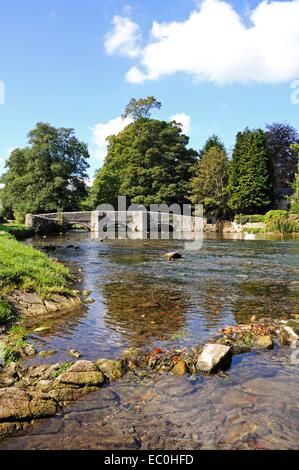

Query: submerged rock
[39,350,56,358]
[57,360,104,387]
[68,349,81,359]
[196,344,232,374]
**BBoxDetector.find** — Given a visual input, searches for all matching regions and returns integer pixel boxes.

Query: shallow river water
[1,232,299,450]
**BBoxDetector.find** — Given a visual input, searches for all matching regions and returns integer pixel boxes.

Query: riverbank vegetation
[0,232,71,326]
[0,97,298,230]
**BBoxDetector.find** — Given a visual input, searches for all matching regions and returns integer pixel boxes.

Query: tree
[189,146,229,218]
[199,135,226,158]
[228,128,275,215]
[91,119,198,207]
[122,96,162,121]
[290,143,299,214]
[0,122,89,220]
[265,122,299,188]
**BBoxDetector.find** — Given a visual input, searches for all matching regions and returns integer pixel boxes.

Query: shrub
[235,214,265,224]
[264,210,288,222]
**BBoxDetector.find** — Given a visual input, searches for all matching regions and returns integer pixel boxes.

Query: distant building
[274,188,294,210]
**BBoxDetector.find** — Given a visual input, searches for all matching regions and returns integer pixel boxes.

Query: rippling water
[1,232,299,449]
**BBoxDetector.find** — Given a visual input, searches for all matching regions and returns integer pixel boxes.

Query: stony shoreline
[0,315,298,441]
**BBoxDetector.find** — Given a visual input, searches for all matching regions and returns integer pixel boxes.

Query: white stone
[196,343,232,373]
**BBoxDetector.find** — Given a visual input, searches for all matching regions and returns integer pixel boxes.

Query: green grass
[0,223,31,233]
[0,232,71,298]
[51,362,73,378]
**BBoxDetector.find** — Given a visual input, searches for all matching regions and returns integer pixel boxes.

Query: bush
[235,214,265,224]
[264,210,288,222]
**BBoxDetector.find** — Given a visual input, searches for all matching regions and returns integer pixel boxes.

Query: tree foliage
[122,96,162,121]
[199,135,226,158]
[290,143,299,214]
[228,128,275,215]
[265,122,299,188]
[0,122,89,220]
[91,119,198,207]
[189,146,229,218]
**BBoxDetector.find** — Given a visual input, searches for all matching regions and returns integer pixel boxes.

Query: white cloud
[90,116,133,164]
[170,113,191,135]
[108,0,299,85]
[104,15,141,58]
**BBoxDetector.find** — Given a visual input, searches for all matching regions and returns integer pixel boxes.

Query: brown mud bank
[1,316,298,441]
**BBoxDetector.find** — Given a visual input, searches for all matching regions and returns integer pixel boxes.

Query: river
[0,232,298,449]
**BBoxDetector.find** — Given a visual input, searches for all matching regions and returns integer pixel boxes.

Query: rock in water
[68,349,81,359]
[196,343,232,374]
[96,359,124,381]
[171,360,187,376]
[253,335,273,349]
[164,252,182,261]
[279,325,299,345]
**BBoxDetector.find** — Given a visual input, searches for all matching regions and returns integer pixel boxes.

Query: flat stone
[57,370,104,387]
[29,398,58,418]
[0,388,32,421]
[196,343,232,374]
[47,387,85,402]
[96,359,124,381]
[13,290,44,305]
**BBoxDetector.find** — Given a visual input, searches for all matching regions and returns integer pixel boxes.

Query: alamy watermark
[290,79,299,105]
[0,80,5,105]
[94,196,204,251]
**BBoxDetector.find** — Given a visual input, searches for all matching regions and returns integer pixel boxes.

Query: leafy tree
[0,123,89,221]
[122,96,162,121]
[228,128,275,215]
[290,143,299,214]
[189,146,229,218]
[200,135,226,158]
[91,119,198,207]
[265,122,299,188]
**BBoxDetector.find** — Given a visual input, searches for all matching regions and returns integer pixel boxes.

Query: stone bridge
[25,210,202,235]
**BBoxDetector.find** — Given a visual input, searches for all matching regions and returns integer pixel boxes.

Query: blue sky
[1,0,299,179]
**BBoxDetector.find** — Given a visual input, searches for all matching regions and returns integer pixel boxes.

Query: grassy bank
[0,223,34,239]
[0,232,71,325]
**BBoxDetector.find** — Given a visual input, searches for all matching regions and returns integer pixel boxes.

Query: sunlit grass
[0,232,71,298]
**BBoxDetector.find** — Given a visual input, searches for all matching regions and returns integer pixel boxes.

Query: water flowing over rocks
[0,316,298,441]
